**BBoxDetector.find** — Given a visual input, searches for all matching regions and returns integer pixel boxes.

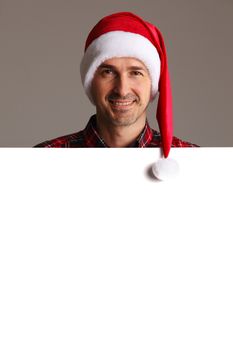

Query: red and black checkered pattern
[34,115,198,148]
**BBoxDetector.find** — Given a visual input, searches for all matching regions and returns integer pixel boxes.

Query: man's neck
[95,114,146,147]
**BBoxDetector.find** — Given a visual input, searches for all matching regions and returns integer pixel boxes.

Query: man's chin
[109,114,140,127]
[97,106,144,127]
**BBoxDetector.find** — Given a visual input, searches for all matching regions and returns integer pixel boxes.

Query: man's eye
[132,71,143,76]
[102,69,114,75]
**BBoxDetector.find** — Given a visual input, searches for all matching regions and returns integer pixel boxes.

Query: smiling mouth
[108,99,136,108]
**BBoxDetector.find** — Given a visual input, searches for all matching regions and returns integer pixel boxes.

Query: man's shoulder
[171,135,199,148]
[34,130,85,148]
[149,129,199,148]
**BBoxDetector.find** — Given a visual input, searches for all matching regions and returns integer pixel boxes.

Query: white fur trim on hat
[80,31,161,104]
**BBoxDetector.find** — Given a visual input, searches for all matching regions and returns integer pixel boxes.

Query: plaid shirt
[35,115,199,148]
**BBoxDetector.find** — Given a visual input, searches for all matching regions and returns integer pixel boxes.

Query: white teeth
[110,101,134,106]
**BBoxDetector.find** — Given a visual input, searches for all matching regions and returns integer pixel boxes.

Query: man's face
[91,57,152,127]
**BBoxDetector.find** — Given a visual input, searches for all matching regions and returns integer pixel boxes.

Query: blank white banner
[0,148,232,350]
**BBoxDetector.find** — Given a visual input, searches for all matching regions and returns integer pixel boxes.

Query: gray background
[1,0,232,147]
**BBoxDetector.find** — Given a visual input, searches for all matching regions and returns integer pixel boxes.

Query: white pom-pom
[152,158,179,181]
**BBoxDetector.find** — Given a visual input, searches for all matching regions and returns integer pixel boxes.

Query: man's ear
[89,82,96,105]
[150,90,159,103]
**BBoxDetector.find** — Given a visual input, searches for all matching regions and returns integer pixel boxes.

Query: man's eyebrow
[128,66,147,71]
[98,64,115,69]
[98,64,147,71]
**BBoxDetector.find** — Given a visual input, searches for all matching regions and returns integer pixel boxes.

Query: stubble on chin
[97,107,141,127]
[108,114,141,127]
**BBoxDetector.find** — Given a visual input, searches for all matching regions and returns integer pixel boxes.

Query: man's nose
[113,74,131,97]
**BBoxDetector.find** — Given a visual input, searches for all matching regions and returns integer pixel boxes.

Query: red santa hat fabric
[80,12,173,159]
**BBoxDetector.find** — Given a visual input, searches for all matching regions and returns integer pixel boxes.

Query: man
[35,12,198,157]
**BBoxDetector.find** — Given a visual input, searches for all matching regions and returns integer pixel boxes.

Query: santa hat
[80,12,179,180]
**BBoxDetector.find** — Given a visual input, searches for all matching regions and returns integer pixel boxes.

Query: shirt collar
[83,115,153,148]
